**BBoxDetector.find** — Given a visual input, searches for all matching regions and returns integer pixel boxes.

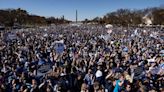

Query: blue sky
[0,0,163,21]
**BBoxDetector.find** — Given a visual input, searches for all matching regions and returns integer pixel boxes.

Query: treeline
[1,7,164,27]
[84,7,164,26]
[0,8,70,27]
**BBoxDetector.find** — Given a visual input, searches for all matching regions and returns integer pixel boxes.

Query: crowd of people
[0,24,163,92]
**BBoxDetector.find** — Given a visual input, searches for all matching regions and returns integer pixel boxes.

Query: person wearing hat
[95,65,103,85]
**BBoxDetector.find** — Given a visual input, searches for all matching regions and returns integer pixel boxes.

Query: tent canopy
[105,24,113,28]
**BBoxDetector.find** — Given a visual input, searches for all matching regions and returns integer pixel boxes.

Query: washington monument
[76,10,78,23]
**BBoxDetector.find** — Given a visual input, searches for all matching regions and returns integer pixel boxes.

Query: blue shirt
[113,80,121,92]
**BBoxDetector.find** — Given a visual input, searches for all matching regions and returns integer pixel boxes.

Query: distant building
[13,23,21,29]
[0,25,5,30]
